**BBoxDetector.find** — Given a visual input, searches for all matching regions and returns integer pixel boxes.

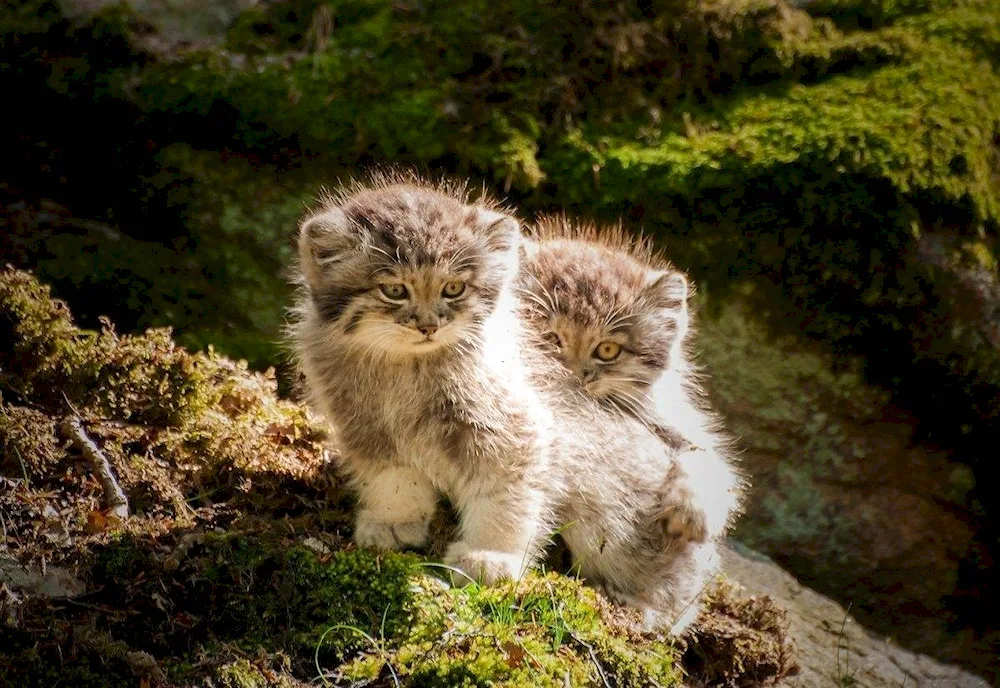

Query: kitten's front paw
[354,511,429,551]
[661,482,708,544]
[443,542,524,585]
[665,601,702,637]
[599,583,636,608]
[642,601,702,637]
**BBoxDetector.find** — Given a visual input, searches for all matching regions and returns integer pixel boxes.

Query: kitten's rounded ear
[298,207,360,288]
[477,210,521,254]
[644,270,689,311]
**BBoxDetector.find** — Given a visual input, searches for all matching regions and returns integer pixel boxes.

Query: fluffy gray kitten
[292,175,555,583]
[291,176,724,633]
[520,217,746,632]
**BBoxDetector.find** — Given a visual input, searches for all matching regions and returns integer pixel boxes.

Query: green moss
[557,38,999,221]
[0,268,217,425]
[531,20,1000,450]
[121,0,957,184]
[337,573,682,687]
[125,0,849,165]
[0,270,800,687]
[211,658,302,688]
[0,403,60,479]
[0,625,162,688]
[0,266,330,538]
[142,143,316,366]
[13,0,1000,455]
[88,533,418,666]
[697,296,885,430]
[0,263,318,422]
[958,240,998,272]
[93,536,158,586]
[899,2,1000,64]
[84,3,145,65]
[86,535,685,687]
[215,659,273,688]
[805,0,933,28]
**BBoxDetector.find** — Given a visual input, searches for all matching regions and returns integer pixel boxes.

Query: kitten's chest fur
[334,357,450,461]
[323,343,537,484]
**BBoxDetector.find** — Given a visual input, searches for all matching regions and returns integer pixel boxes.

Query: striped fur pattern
[521,216,690,417]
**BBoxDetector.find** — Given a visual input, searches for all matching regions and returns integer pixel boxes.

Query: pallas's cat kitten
[520,218,744,631]
[291,175,554,583]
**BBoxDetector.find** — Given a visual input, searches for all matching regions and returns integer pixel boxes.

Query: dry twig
[59,416,130,519]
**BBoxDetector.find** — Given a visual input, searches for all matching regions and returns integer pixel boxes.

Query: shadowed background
[2,0,998,681]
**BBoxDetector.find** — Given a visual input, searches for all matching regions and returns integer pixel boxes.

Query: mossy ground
[0,267,793,687]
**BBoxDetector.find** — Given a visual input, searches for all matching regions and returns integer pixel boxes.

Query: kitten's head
[520,225,689,412]
[298,180,520,357]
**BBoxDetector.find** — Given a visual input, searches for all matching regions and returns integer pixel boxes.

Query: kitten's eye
[442,281,466,298]
[379,283,409,300]
[593,341,622,362]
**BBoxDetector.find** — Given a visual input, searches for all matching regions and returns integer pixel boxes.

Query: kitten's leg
[660,453,709,544]
[444,485,548,585]
[642,541,719,636]
[660,446,740,543]
[353,466,437,551]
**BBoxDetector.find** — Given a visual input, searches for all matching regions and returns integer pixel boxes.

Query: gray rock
[721,544,990,688]
[0,554,86,599]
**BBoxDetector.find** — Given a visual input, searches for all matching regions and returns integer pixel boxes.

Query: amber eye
[442,281,466,298]
[379,283,409,300]
[593,341,622,362]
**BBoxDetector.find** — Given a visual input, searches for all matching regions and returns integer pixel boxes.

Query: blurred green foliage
[3,0,998,454]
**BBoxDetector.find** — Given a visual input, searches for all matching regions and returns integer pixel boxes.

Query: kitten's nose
[418,324,438,337]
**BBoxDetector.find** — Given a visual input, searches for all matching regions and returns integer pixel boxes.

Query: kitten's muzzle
[412,313,441,338]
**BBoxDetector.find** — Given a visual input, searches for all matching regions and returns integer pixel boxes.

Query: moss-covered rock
[87,534,419,665]
[1,264,214,426]
[804,0,933,29]
[5,0,1000,681]
[696,298,992,676]
[0,267,332,562]
[13,0,997,451]
[210,657,305,688]
[8,0,1000,429]
[336,573,683,687]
